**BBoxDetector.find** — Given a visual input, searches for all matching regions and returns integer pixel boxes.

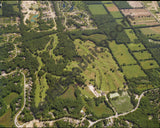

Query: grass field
[81,34,107,43]
[88,101,113,117]
[110,91,133,113]
[13,5,19,12]
[88,4,108,15]
[0,8,2,16]
[5,1,18,4]
[140,60,159,69]
[127,43,146,51]
[109,41,137,65]
[4,92,18,105]
[78,86,95,98]
[133,51,153,60]
[110,11,123,18]
[67,39,125,92]
[60,85,76,100]
[125,29,138,42]
[0,109,13,127]
[122,65,146,78]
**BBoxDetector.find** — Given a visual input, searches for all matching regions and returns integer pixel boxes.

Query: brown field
[140,26,160,34]
[107,6,119,12]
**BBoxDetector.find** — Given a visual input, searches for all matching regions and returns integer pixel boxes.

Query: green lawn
[125,29,138,42]
[5,1,17,4]
[133,51,153,60]
[81,34,107,43]
[122,65,146,78]
[60,85,76,100]
[89,102,114,117]
[110,11,123,18]
[88,4,108,15]
[0,109,13,127]
[4,92,18,105]
[140,60,159,69]
[110,91,133,113]
[109,41,137,65]
[127,43,146,51]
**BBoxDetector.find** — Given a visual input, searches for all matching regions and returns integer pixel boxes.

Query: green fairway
[88,4,108,15]
[110,91,133,113]
[133,51,153,60]
[125,29,138,42]
[110,11,123,18]
[122,65,146,78]
[4,92,18,105]
[127,43,146,51]
[109,41,137,65]
[140,60,159,69]
[67,39,125,92]
[78,86,95,98]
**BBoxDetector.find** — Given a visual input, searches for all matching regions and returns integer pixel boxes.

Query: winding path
[14,71,27,128]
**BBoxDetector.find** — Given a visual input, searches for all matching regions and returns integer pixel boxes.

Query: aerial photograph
[0,1,160,128]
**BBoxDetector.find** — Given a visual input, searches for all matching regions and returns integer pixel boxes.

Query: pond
[30,14,39,22]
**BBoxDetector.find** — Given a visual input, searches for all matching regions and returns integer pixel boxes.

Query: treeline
[0,43,14,60]
[53,32,77,60]
[0,73,23,116]
[2,2,20,17]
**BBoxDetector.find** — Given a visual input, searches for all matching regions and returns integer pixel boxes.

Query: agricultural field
[150,48,160,64]
[122,65,146,78]
[140,26,160,35]
[127,43,146,51]
[125,29,138,42]
[140,60,159,69]
[104,3,123,18]
[88,4,108,15]
[133,51,153,60]
[66,39,125,92]
[109,41,137,65]
[110,91,133,113]
[110,11,123,18]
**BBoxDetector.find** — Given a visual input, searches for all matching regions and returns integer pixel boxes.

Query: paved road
[88,90,148,127]
[14,71,27,128]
